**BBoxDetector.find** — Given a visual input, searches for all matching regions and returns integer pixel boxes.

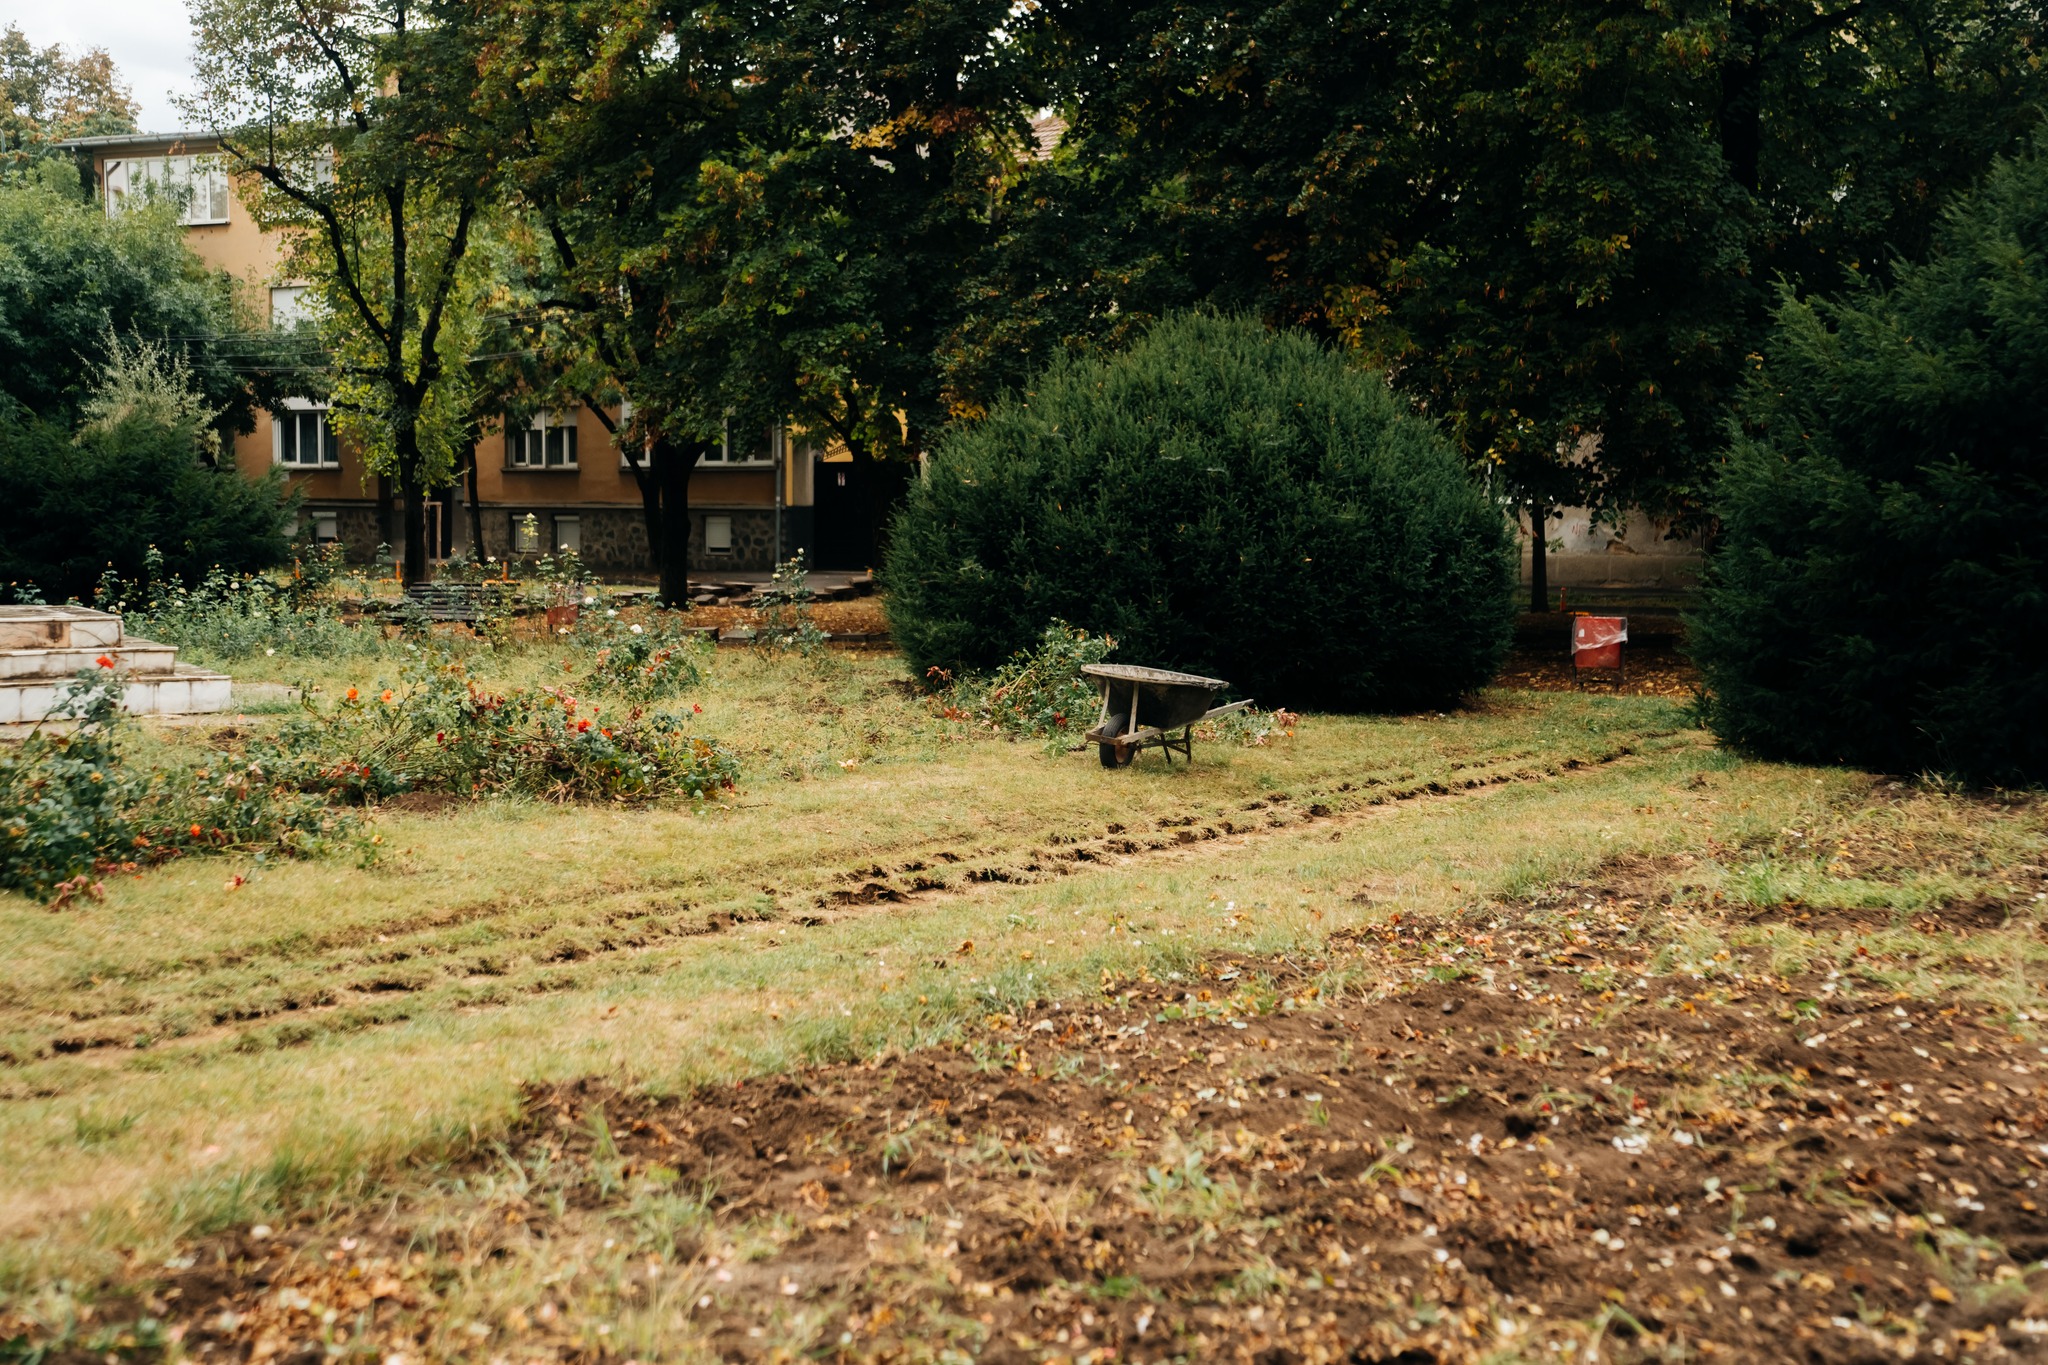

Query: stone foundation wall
[686,508,778,573]
[302,503,793,575]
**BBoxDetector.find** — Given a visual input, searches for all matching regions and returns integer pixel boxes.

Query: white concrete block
[189,676,233,713]
[69,616,124,648]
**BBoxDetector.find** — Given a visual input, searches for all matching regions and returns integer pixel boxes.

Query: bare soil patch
[1495,642,1700,699]
[74,871,2048,1364]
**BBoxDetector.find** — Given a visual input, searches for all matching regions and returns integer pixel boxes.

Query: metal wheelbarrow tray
[1079,663,1253,767]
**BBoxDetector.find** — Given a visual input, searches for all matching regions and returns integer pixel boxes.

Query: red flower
[692,703,703,714]
[577,719,592,732]
[95,654,115,669]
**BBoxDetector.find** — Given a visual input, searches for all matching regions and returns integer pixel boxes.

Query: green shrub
[934,620,1115,753]
[574,609,708,703]
[258,648,740,804]
[97,551,386,664]
[756,552,829,656]
[0,666,128,900]
[1,666,359,902]
[884,313,1516,711]
[1689,138,2048,785]
[0,414,293,604]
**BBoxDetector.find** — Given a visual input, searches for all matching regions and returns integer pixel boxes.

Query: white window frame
[700,419,776,467]
[270,285,316,329]
[105,154,231,226]
[507,409,580,470]
[272,399,340,469]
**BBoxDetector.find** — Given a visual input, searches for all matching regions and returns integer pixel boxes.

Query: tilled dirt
[1493,643,1700,699]
[88,866,2048,1364]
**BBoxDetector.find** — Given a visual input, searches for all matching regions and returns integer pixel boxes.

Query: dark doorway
[811,455,911,571]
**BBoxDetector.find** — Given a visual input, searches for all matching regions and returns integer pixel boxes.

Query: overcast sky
[2,3,197,133]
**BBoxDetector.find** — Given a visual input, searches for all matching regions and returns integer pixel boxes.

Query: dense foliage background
[0,415,292,604]
[885,314,1516,711]
[1689,138,2048,784]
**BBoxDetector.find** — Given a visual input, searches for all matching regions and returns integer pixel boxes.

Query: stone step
[0,664,232,726]
[0,605,124,651]
[0,638,178,680]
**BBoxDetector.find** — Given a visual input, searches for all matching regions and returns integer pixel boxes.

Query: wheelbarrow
[1080,663,1253,767]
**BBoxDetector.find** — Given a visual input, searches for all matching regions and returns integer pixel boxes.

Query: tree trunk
[652,437,705,608]
[401,468,430,586]
[1718,1,1766,195]
[1529,503,1551,613]
[394,414,431,586]
[375,474,395,557]
[464,442,486,563]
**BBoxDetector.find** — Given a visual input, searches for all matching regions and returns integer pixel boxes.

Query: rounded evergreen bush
[1690,138,2048,785]
[884,313,1517,711]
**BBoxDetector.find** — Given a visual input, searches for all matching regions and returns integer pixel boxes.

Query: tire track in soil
[4,736,1679,1071]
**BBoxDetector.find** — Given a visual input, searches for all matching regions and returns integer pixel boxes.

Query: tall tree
[977,0,2044,604]
[0,159,287,435]
[475,0,759,606]
[0,23,138,170]
[187,0,498,585]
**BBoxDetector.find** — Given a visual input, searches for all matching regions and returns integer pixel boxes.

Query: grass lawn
[2,635,2044,1362]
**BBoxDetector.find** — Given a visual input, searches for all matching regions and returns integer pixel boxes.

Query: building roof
[48,129,220,152]
[1027,113,1067,162]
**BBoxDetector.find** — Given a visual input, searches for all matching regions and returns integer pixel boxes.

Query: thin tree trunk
[375,474,395,557]
[1718,1,1766,195]
[652,437,705,608]
[1529,503,1551,613]
[465,441,486,563]
[401,463,430,586]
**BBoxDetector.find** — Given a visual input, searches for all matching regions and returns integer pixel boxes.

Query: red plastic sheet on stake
[1571,615,1627,671]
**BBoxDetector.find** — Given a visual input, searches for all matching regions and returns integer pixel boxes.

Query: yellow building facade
[59,131,836,575]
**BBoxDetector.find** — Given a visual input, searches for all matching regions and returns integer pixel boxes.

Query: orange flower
[380,689,395,704]
[95,654,115,669]
[189,824,203,839]
[577,719,592,732]
[345,687,359,701]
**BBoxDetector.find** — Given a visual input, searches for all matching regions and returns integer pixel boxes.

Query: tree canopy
[951,0,2047,526]
[0,23,137,170]
[0,160,280,434]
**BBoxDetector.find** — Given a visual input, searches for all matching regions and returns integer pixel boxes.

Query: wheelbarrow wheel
[1097,715,1135,768]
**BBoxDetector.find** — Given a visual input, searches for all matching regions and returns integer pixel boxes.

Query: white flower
[582,596,595,606]
[265,648,275,656]
[606,609,619,618]
[630,624,644,634]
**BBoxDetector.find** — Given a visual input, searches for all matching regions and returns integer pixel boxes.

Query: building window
[311,512,339,544]
[271,286,314,328]
[273,402,339,468]
[704,515,733,555]
[701,420,775,467]
[105,154,231,225]
[507,410,578,469]
[552,515,581,555]
[511,513,542,554]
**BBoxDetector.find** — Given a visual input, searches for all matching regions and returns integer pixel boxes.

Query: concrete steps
[0,606,230,726]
